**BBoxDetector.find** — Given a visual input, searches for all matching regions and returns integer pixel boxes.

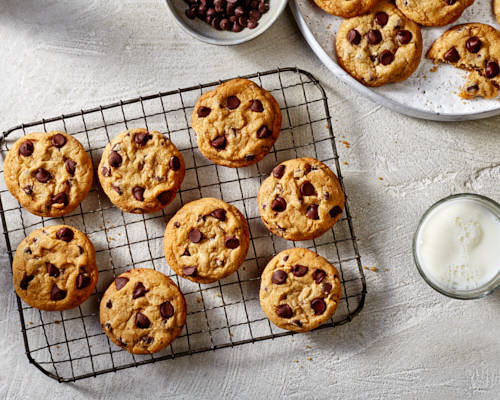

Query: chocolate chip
[197,106,211,117]
[231,21,243,32]
[141,335,154,344]
[19,140,34,157]
[292,319,302,327]
[186,7,196,18]
[24,247,31,254]
[174,222,180,228]
[101,166,110,177]
[56,227,74,242]
[248,20,258,29]
[272,197,287,212]
[380,50,394,66]
[283,255,289,262]
[51,284,67,301]
[23,185,33,195]
[444,47,460,63]
[133,187,145,201]
[257,126,272,139]
[307,204,319,220]
[250,99,264,112]
[183,249,190,256]
[226,96,240,109]
[52,134,66,148]
[323,283,333,293]
[189,229,202,243]
[118,338,127,347]
[211,136,226,151]
[312,269,326,284]
[212,17,222,30]
[249,9,260,21]
[46,263,60,278]
[106,300,112,308]
[329,205,343,219]
[467,85,479,92]
[20,275,34,289]
[76,273,91,289]
[64,159,77,175]
[291,265,308,277]
[375,12,388,26]
[35,168,51,183]
[239,16,248,26]
[276,304,292,318]
[311,298,326,315]
[52,193,68,206]
[135,312,150,329]
[112,184,122,195]
[157,191,172,205]
[300,181,314,196]
[367,29,382,45]
[170,156,181,171]
[225,236,239,249]
[160,301,175,319]
[134,132,150,146]
[347,29,361,45]
[133,282,147,299]
[211,209,226,221]
[109,151,122,168]
[398,30,412,45]
[220,18,231,30]
[115,276,129,290]
[272,270,287,284]
[183,266,197,276]
[273,165,285,179]
[258,2,268,13]
[466,37,481,53]
[486,62,500,79]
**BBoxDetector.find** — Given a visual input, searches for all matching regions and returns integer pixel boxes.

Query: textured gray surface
[2,1,500,399]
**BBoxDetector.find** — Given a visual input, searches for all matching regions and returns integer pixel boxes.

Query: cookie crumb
[29,321,32,325]
[308,358,312,361]
[343,161,347,165]
[306,345,310,348]
[385,268,389,271]
[54,320,60,324]
[196,297,202,304]
[343,141,350,148]
[371,267,377,272]
[430,66,438,73]
[378,177,383,180]
[294,360,298,363]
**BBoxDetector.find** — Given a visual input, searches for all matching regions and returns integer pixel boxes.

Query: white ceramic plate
[164,0,288,45]
[290,0,500,121]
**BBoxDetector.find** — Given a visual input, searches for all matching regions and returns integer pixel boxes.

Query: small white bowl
[163,0,288,45]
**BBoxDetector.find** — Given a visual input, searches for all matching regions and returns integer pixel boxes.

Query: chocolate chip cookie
[100,268,187,354]
[459,71,499,99]
[3,131,93,217]
[191,79,282,168]
[12,225,98,311]
[427,23,500,91]
[259,248,342,333]
[164,198,250,284]
[258,158,345,242]
[336,0,423,87]
[98,129,185,214]
[495,0,500,26]
[313,0,378,18]
[395,0,474,27]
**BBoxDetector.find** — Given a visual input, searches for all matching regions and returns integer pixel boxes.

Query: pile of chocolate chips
[185,0,269,32]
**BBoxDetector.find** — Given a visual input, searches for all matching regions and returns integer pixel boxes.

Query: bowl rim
[163,0,288,46]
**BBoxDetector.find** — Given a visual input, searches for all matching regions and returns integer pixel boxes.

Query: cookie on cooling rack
[191,78,282,168]
[459,71,499,100]
[12,225,98,312]
[313,0,378,18]
[100,269,187,354]
[98,128,185,214]
[259,248,342,333]
[164,198,250,284]
[395,0,474,27]
[427,23,500,92]
[3,131,93,217]
[336,0,423,87]
[257,157,345,242]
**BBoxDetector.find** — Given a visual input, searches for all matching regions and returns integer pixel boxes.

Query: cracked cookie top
[395,0,474,27]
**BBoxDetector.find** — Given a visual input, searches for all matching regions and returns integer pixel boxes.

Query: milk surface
[416,199,500,291]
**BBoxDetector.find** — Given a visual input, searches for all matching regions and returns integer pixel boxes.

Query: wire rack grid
[0,67,366,382]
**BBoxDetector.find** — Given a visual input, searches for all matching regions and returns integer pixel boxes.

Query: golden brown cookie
[164,198,250,284]
[313,0,378,17]
[395,0,474,27]
[98,129,185,214]
[13,225,98,311]
[336,0,423,87]
[100,269,187,354]
[259,248,342,333]
[191,79,282,168]
[459,71,499,99]
[427,23,500,90]
[3,131,93,217]
[257,158,345,242]
[494,0,500,25]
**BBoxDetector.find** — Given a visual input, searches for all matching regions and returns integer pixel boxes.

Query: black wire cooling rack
[0,68,366,382]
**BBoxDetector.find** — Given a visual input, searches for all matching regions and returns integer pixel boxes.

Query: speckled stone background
[2,1,500,399]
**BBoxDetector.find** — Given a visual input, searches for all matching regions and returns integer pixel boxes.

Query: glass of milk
[413,193,500,299]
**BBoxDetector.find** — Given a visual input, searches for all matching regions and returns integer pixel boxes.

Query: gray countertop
[2,1,500,399]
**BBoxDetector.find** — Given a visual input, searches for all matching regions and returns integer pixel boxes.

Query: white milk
[416,199,500,291]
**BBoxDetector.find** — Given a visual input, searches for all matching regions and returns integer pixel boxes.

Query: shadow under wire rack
[0,68,366,382]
